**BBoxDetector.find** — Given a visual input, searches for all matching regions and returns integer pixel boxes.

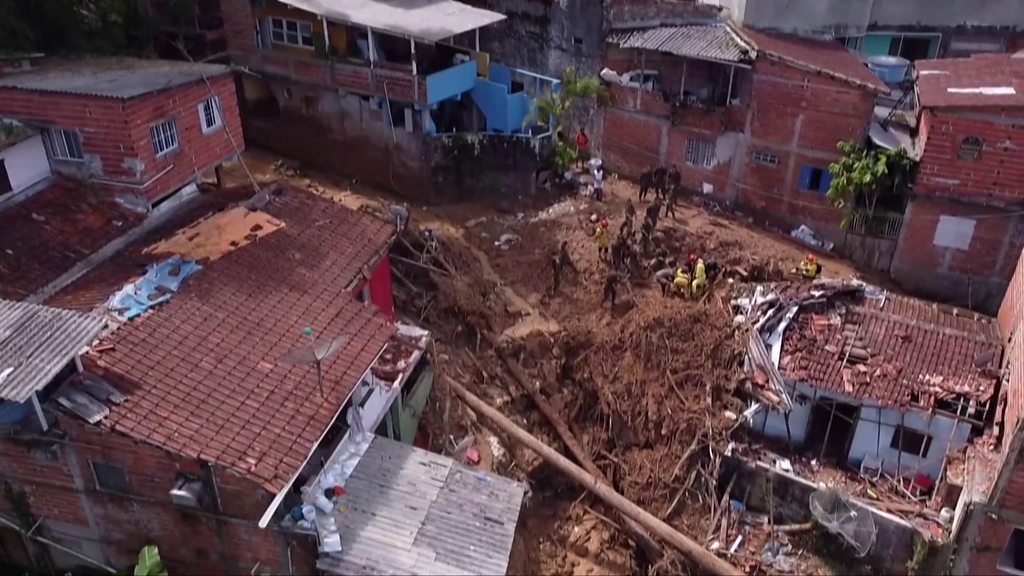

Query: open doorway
[806,400,860,463]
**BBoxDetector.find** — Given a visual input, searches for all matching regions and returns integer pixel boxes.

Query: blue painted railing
[425,60,478,105]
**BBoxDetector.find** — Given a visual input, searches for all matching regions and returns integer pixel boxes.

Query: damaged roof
[0,180,143,301]
[608,24,754,64]
[769,283,1001,410]
[739,28,889,93]
[82,185,397,492]
[0,299,106,402]
[916,54,1024,109]
[0,58,231,99]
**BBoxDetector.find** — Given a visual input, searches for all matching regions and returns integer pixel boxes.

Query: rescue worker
[594,219,611,261]
[654,267,675,297]
[575,128,590,168]
[664,165,681,219]
[645,199,662,229]
[592,161,605,202]
[602,271,620,306]
[690,253,707,297]
[551,240,573,293]
[625,199,636,223]
[673,267,691,298]
[653,166,668,199]
[611,234,628,270]
[639,167,655,201]
[798,253,821,279]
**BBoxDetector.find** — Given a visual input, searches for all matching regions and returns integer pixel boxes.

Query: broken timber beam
[446,376,743,576]
[482,336,663,562]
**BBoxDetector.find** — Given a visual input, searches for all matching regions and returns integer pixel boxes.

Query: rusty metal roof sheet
[608,24,754,64]
[0,299,106,402]
[916,54,1024,109]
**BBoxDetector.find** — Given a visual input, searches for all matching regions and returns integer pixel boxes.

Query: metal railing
[846,210,904,239]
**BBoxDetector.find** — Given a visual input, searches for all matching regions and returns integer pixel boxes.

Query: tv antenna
[278,327,349,399]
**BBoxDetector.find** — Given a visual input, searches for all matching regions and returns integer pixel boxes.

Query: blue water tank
[867,55,911,85]
[0,400,33,425]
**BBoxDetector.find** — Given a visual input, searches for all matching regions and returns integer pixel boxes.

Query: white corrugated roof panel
[278,0,506,43]
[0,299,107,402]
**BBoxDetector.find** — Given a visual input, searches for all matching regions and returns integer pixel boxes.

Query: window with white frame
[685,138,716,168]
[269,17,314,49]
[198,97,222,133]
[752,150,779,166]
[149,119,179,157]
[43,128,83,161]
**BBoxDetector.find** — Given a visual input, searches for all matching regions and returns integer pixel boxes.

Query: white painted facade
[0,134,51,196]
[751,380,972,480]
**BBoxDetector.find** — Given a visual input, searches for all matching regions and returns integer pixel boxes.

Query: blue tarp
[107,257,202,320]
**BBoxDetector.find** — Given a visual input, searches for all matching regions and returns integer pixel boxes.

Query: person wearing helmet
[799,253,821,279]
[673,266,691,298]
[595,219,611,261]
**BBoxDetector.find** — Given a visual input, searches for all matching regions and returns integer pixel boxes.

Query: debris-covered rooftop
[0,57,232,99]
[0,180,143,301]
[78,185,397,492]
[916,54,1024,109]
[739,281,1001,412]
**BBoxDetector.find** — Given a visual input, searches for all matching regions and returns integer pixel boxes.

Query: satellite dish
[278,328,350,399]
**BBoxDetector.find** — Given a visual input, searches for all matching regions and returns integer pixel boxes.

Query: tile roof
[916,55,1024,109]
[0,180,143,301]
[83,185,397,492]
[0,58,232,99]
[0,299,107,402]
[608,24,754,64]
[316,435,526,576]
[739,27,889,93]
[779,289,1002,410]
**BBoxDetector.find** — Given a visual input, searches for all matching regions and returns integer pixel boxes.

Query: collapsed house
[737,281,1002,484]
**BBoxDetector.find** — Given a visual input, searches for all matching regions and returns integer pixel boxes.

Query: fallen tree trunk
[480,340,664,562]
[446,376,744,576]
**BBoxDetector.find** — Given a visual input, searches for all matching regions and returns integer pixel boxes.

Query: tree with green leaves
[827,140,913,230]
[528,67,608,171]
[135,545,168,576]
[0,0,153,56]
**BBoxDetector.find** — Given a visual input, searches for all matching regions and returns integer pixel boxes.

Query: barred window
[198,97,222,133]
[43,128,83,161]
[752,150,779,166]
[150,119,179,157]
[685,138,715,168]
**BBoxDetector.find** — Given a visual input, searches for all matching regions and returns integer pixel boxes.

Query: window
[198,97,222,133]
[889,426,933,457]
[269,17,314,49]
[572,36,584,46]
[959,136,983,160]
[933,215,976,250]
[149,119,179,157]
[685,138,715,168]
[798,166,832,193]
[43,128,83,161]
[998,527,1024,574]
[91,461,130,494]
[752,150,779,166]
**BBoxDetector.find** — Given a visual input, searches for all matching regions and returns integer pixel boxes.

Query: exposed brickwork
[0,70,243,205]
[999,250,1024,457]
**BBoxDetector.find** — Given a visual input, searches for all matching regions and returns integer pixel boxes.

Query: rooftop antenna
[278,327,349,399]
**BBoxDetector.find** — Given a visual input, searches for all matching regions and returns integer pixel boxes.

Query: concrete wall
[0,413,316,574]
[0,134,50,195]
[736,0,873,35]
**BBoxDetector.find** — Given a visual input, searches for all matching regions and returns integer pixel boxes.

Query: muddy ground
[217,151,871,575]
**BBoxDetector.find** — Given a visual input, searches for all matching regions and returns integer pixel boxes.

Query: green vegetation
[134,546,168,576]
[0,0,155,56]
[528,67,608,171]
[827,140,913,229]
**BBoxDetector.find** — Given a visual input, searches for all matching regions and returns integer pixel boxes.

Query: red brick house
[0,185,446,574]
[0,58,243,209]
[949,248,1024,574]
[602,23,887,241]
[890,55,1024,314]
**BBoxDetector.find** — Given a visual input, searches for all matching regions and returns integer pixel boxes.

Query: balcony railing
[846,210,904,240]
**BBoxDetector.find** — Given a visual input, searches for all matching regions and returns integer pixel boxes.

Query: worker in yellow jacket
[595,219,611,261]
[799,253,821,279]
[691,254,707,296]
[673,267,691,298]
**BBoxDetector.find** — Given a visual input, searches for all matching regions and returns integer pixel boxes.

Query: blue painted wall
[425,61,478,106]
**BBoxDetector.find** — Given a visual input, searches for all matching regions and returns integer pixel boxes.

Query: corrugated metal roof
[0,299,106,403]
[317,435,526,576]
[608,25,754,64]
[278,0,506,43]
[0,58,231,99]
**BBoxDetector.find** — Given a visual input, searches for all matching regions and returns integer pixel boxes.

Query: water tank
[0,400,33,426]
[867,55,911,85]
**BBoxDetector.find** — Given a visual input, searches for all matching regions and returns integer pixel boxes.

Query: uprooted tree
[528,67,609,171]
[827,139,914,231]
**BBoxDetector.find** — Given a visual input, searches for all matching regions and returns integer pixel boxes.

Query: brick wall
[0,413,313,574]
[916,108,1024,204]
[0,73,242,205]
[999,250,1024,455]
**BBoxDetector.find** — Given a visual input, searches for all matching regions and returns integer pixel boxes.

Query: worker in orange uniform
[594,219,611,261]
[798,253,821,279]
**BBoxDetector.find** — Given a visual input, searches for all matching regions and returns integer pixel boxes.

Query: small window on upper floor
[752,150,779,166]
[42,128,84,161]
[959,136,983,160]
[269,17,314,49]
[150,119,179,157]
[198,97,222,133]
[91,461,131,494]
